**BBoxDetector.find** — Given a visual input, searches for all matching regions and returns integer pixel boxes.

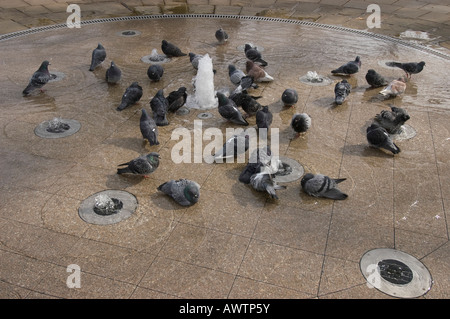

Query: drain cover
[360,248,432,298]
[176,107,190,115]
[197,112,213,119]
[78,190,138,225]
[391,124,417,141]
[34,118,81,138]
[273,156,304,183]
[117,30,141,37]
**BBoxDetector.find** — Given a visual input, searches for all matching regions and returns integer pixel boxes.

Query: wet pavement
[1,7,449,300]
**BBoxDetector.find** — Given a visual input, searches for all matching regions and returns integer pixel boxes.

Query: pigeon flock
[22,26,426,205]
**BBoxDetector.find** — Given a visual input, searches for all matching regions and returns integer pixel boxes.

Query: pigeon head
[244,44,252,51]
[188,52,196,62]
[39,60,51,70]
[419,61,425,66]
[300,173,315,189]
[367,69,375,74]
[184,184,200,204]
[216,92,228,105]
[355,56,361,66]
[147,152,161,162]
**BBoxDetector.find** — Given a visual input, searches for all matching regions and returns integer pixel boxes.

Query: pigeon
[281,89,298,107]
[140,109,159,146]
[215,28,228,43]
[301,173,348,200]
[117,152,160,177]
[229,64,246,85]
[366,122,401,154]
[379,77,407,97]
[213,134,250,161]
[117,82,143,111]
[291,113,311,137]
[374,105,410,135]
[249,146,283,175]
[105,61,121,84]
[89,43,106,71]
[244,44,268,67]
[256,105,273,130]
[246,60,274,82]
[167,87,187,113]
[250,172,286,199]
[331,56,361,75]
[230,91,262,117]
[365,69,388,88]
[150,89,169,126]
[216,92,249,126]
[228,64,258,93]
[161,40,187,57]
[157,179,200,206]
[189,52,203,70]
[334,79,351,105]
[147,64,164,82]
[23,60,54,96]
[239,161,264,184]
[385,61,425,79]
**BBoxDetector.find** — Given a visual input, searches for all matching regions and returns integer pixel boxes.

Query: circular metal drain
[273,156,304,183]
[117,30,141,37]
[34,118,81,138]
[176,107,190,115]
[78,190,138,225]
[197,112,213,119]
[48,71,65,83]
[299,73,333,86]
[391,124,417,141]
[360,248,432,298]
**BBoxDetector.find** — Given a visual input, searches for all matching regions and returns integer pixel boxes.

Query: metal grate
[1,14,449,60]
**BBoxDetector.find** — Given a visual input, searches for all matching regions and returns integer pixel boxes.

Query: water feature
[93,194,123,216]
[186,54,218,110]
[299,71,332,86]
[141,48,171,64]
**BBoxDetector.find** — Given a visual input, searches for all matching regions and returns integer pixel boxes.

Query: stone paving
[0,0,449,300]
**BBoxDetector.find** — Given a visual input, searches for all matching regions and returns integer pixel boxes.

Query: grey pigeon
[140,109,159,146]
[189,52,203,70]
[365,69,388,88]
[239,146,280,184]
[244,44,268,67]
[379,77,407,97]
[167,87,187,113]
[117,152,160,177]
[229,65,257,93]
[161,40,187,57]
[89,43,106,71]
[217,92,249,126]
[147,64,164,82]
[366,122,401,154]
[215,28,228,43]
[213,134,250,161]
[23,60,54,96]
[374,105,410,135]
[105,61,121,84]
[385,61,425,79]
[256,105,273,130]
[331,56,361,75]
[250,172,286,199]
[239,161,264,184]
[334,79,351,105]
[230,91,262,117]
[301,173,348,200]
[157,179,200,206]
[281,88,298,107]
[291,113,311,137]
[150,89,169,126]
[117,82,143,111]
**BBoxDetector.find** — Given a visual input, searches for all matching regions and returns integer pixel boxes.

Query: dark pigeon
[366,122,401,154]
[150,89,169,126]
[89,43,106,71]
[301,173,348,200]
[281,88,298,107]
[256,105,273,130]
[161,40,187,57]
[291,113,311,137]
[239,161,264,184]
[331,56,361,75]
[334,79,351,105]
[250,172,286,199]
[216,92,249,126]
[230,91,262,117]
[167,87,187,113]
[117,82,143,111]
[385,61,425,79]
[374,105,410,135]
[365,69,388,88]
[147,64,164,82]
[157,179,200,206]
[215,28,228,43]
[140,109,159,146]
[117,152,160,177]
[105,61,121,84]
[244,44,268,67]
[23,60,54,96]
